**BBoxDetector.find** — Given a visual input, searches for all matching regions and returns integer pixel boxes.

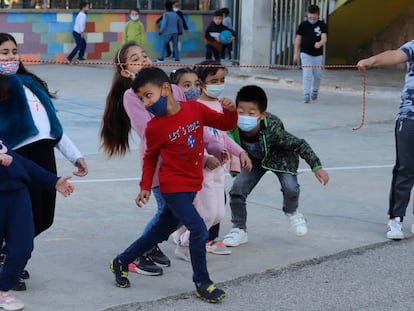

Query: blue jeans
[142,186,165,235]
[0,188,34,291]
[300,52,323,97]
[160,33,179,60]
[118,192,211,284]
[67,31,86,60]
[229,158,300,229]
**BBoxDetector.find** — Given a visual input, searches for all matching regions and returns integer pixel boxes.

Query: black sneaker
[20,270,30,280]
[12,278,26,291]
[148,246,171,267]
[134,255,163,276]
[109,257,130,288]
[195,281,225,303]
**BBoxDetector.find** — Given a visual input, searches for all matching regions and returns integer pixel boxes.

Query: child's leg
[311,55,323,97]
[206,44,213,59]
[275,173,300,214]
[163,192,210,284]
[228,159,266,230]
[0,189,34,291]
[300,52,313,101]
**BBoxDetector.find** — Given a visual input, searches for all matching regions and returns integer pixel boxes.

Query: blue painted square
[48,22,72,32]
[48,43,63,54]
[7,13,25,23]
[41,13,57,22]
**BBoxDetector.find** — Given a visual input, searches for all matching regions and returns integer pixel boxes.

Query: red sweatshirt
[140,100,237,193]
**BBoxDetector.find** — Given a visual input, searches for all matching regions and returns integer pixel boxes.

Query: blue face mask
[237,115,259,132]
[307,18,319,25]
[205,84,225,98]
[184,88,201,100]
[147,95,168,116]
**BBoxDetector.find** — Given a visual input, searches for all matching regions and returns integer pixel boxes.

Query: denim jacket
[228,112,322,174]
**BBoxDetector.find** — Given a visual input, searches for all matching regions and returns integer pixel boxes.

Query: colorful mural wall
[0,10,212,62]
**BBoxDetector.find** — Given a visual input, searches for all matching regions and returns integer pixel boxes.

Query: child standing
[204,10,236,61]
[293,4,328,103]
[110,67,238,303]
[123,8,145,45]
[0,140,74,311]
[66,2,89,62]
[223,85,329,247]
[101,42,186,275]
[220,8,233,60]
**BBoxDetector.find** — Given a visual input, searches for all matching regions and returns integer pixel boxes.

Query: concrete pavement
[11,58,412,310]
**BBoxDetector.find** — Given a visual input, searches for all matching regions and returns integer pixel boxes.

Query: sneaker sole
[222,238,248,247]
[134,267,163,276]
[206,248,232,255]
[195,291,225,303]
[386,233,404,240]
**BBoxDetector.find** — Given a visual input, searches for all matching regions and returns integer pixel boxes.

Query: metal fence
[271,0,329,65]
[0,0,221,9]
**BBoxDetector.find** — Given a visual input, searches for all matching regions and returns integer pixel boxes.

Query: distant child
[66,2,89,62]
[220,8,233,60]
[293,4,328,103]
[123,8,145,45]
[101,42,185,276]
[223,85,329,247]
[109,67,238,303]
[0,140,74,311]
[204,10,236,61]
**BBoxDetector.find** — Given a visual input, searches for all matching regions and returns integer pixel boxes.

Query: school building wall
[0,10,211,62]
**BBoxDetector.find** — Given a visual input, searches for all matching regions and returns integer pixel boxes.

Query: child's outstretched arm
[0,154,13,167]
[56,176,74,197]
[314,168,329,185]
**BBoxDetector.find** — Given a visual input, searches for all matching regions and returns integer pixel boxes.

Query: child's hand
[220,151,230,165]
[314,168,329,185]
[205,156,221,170]
[0,154,13,167]
[136,190,151,208]
[219,97,236,111]
[56,176,74,197]
[239,151,252,172]
[73,157,88,177]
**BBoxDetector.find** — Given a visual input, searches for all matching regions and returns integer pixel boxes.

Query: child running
[101,41,186,276]
[110,67,238,303]
[223,85,329,247]
[0,139,74,311]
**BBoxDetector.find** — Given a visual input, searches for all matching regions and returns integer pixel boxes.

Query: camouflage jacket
[228,112,322,174]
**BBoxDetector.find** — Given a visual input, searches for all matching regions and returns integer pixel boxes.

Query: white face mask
[173,7,179,12]
[205,84,225,98]
[130,15,139,21]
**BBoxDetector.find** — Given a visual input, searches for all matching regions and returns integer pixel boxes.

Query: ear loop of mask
[118,48,136,79]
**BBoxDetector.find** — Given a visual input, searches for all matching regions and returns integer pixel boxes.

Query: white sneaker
[287,212,308,236]
[222,228,248,247]
[0,291,24,311]
[387,217,404,240]
[174,244,191,262]
[411,223,414,235]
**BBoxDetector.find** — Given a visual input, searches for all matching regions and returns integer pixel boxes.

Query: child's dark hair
[100,41,143,157]
[236,85,268,113]
[132,67,171,93]
[0,32,54,101]
[169,67,196,84]
[80,1,89,10]
[129,7,139,14]
[165,1,173,11]
[221,8,230,16]
[214,10,223,17]
[194,60,227,83]
[307,4,320,14]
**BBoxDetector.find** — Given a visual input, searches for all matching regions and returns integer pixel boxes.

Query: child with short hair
[223,85,329,247]
[110,67,238,303]
[123,8,145,45]
[0,140,74,311]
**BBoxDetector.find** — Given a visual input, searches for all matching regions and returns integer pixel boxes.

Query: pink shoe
[0,291,24,311]
[128,263,137,273]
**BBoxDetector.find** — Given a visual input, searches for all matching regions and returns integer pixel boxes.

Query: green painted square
[24,13,42,22]
[40,32,56,44]
[40,54,55,61]
[56,33,72,43]
[87,13,102,22]
[32,22,48,33]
